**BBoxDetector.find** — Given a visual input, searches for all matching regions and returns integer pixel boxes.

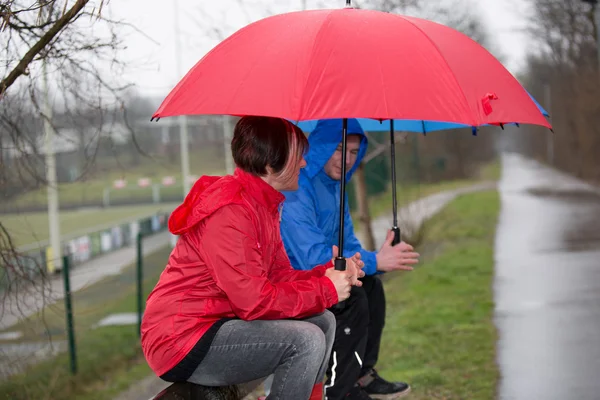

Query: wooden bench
[151,379,264,400]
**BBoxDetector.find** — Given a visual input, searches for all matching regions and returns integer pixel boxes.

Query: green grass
[5,203,177,249]
[0,246,172,400]
[377,190,500,399]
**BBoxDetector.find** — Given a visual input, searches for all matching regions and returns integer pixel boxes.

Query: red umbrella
[151,3,551,278]
[152,7,550,129]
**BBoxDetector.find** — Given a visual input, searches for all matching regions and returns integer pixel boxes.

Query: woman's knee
[321,310,336,340]
[289,322,327,362]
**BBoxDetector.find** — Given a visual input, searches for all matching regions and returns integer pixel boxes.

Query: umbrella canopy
[152,8,550,130]
[296,92,550,133]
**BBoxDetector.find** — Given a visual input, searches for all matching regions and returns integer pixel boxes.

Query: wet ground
[495,153,600,400]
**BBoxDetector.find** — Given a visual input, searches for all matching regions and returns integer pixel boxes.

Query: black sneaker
[358,369,411,399]
[346,384,374,399]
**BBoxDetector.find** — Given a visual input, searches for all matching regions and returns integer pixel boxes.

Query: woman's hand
[331,246,365,287]
[324,268,352,302]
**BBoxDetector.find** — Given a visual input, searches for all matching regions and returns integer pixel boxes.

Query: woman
[141,116,364,400]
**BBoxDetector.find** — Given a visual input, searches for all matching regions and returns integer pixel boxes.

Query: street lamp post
[173,0,191,195]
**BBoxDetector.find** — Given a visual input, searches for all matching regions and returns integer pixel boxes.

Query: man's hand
[376,230,420,272]
[331,246,365,287]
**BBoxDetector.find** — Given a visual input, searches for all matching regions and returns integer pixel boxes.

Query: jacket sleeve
[269,238,332,283]
[280,187,338,270]
[281,185,378,275]
[199,204,338,320]
[342,194,378,275]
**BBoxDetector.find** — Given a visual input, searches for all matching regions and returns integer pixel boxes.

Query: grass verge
[377,190,500,399]
[0,246,172,400]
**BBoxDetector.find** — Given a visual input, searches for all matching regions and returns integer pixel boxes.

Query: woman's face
[268,152,307,192]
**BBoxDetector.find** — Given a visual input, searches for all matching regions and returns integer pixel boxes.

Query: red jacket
[141,168,338,376]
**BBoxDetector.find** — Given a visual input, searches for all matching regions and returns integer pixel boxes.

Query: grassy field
[0,246,172,400]
[377,190,500,399]
[5,203,178,249]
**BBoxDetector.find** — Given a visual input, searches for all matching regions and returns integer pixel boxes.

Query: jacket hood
[168,169,284,235]
[304,118,368,181]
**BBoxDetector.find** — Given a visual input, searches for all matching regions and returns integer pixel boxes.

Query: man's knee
[348,286,370,317]
[332,286,370,332]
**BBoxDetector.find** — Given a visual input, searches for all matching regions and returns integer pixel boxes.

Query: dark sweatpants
[324,275,386,400]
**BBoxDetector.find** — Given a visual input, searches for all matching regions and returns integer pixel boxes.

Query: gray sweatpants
[188,311,336,400]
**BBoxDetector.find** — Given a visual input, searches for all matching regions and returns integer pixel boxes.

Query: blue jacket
[280,119,378,275]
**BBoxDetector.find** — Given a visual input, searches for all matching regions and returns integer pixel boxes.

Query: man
[280,118,420,400]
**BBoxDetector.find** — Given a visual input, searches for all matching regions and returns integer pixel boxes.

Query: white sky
[105,0,534,99]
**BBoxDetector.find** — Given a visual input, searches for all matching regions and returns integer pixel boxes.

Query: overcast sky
[105,0,534,99]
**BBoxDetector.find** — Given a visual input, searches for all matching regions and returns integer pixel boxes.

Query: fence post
[152,184,161,204]
[137,232,144,337]
[62,255,77,374]
[102,187,110,207]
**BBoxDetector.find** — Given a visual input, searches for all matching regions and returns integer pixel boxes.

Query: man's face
[323,135,362,181]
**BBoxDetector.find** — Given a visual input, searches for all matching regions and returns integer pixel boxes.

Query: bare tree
[0,0,134,330]
[512,0,600,182]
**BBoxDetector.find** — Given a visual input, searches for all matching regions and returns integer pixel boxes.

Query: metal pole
[62,255,77,374]
[336,119,349,258]
[389,120,401,245]
[136,232,143,337]
[174,0,191,196]
[42,60,61,275]
[334,119,349,309]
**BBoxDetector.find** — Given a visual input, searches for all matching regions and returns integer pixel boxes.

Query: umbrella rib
[375,49,390,119]
[395,15,477,126]
[298,11,335,120]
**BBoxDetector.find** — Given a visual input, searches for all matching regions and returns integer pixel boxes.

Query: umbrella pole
[333,119,349,309]
[335,118,349,272]
[390,120,401,245]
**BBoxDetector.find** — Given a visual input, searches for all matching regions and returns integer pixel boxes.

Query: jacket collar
[234,168,285,212]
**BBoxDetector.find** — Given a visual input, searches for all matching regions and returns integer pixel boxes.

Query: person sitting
[280,118,420,399]
[141,116,364,400]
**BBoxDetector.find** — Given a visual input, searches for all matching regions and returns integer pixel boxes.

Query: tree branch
[0,0,90,98]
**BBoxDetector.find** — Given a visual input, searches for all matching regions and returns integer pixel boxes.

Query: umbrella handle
[392,226,401,246]
[333,257,346,310]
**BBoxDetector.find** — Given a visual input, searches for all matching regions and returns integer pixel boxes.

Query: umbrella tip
[345,0,352,7]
